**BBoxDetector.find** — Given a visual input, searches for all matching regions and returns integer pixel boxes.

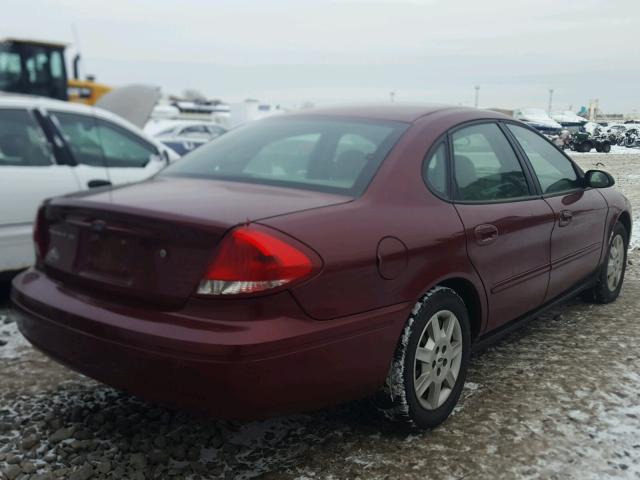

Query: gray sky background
[5,0,640,113]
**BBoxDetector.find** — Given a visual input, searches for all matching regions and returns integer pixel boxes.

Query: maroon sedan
[12,105,631,429]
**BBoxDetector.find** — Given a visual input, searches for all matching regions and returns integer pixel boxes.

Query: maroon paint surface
[12,104,632,419]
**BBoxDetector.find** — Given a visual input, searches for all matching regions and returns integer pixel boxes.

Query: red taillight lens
[198,226,316,296]
[33,206,49,260]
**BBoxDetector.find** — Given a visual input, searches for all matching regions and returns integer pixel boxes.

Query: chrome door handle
[474,224,499,246]
[559,210,573,227]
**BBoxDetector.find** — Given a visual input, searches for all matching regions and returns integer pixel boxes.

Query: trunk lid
[41,177,350,308]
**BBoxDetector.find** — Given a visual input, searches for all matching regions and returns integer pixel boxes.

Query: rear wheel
[586,222,628,304]
[601,142,612,153]
[377,287,471,429]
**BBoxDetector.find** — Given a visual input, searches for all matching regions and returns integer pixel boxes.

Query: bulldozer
[0,37,111,104]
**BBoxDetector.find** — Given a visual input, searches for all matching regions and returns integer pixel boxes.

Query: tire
[602,142,611,153]
[581,141,593,153]
[376,286,471,429]
[586,222,628,304]
[595,144,603,153]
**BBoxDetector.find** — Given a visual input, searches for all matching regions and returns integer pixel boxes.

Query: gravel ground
[1,153,639,480]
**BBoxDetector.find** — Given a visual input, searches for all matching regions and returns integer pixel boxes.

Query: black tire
[595,144,603,153]
[586,222,628,304]
[581,141,593,153]
[376,287,471,429]
[601,142,611,153]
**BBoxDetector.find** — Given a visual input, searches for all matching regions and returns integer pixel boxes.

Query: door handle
[474,224,499,246]
[87,179,112,189]
[559,210,573,227]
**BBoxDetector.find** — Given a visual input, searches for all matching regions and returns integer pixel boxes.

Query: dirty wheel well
[438,278,482,339]
[618,211,632,239]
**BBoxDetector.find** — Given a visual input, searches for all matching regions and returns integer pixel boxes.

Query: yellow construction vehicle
[67,77,112,105]
[0,37,111,104]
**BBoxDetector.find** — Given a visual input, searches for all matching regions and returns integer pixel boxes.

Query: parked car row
[0,95,179,275]
[514,107,640,153]
[145,119,227,155]
[524,119,640,153]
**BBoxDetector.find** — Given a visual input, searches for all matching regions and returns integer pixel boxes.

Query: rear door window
[50,111,104,166]
[52,111,159,169]
[452,123,531,202]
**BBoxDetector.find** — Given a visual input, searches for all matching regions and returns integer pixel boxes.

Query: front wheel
[377,287,471,429]
[587,222,628,304]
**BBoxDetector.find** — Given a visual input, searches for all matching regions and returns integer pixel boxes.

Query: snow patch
[631,211,640,251]
[568,146,640,156]
[0,314,30,360]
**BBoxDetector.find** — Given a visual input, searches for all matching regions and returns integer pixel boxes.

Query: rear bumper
[11,269,409,420]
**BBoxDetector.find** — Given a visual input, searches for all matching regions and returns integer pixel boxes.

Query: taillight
[198,225,318,296]
[33,206,49,260]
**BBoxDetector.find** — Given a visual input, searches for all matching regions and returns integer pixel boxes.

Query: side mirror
[584,169,615,189]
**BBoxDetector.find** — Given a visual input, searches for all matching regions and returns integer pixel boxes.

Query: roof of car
[0,94,171,153]
[0,93,99,115]
[0,93,148,129]
[285,104,496,123]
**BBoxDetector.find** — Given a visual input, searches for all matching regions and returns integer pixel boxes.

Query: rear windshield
[160,117,408,196]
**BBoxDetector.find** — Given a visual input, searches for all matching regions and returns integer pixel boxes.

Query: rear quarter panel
[262,112,492,329]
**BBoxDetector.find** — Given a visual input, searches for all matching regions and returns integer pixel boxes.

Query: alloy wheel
[413,310,463,410]
[607,234,624,291]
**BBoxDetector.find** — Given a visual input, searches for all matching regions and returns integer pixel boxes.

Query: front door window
[452,123,531,202]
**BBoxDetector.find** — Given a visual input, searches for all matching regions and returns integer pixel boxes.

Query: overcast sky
[5,0,640,113]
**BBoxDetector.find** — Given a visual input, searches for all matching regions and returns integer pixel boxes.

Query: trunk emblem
[45,247,60,263]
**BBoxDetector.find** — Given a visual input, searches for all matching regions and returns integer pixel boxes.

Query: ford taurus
[11,105,631,429]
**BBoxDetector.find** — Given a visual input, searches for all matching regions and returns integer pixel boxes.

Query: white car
[145,120,227,156]
[0,95,179,276]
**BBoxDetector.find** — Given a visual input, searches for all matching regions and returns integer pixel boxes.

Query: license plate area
[80,231,136,282]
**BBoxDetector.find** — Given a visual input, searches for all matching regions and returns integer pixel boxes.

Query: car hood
[95,84,161,129]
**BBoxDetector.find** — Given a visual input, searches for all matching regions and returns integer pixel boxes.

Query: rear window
[160,117,407,195]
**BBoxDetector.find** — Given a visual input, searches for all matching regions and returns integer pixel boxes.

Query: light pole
[548,88,554,114]
[474,85,480,108]
[390,91,395,103]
